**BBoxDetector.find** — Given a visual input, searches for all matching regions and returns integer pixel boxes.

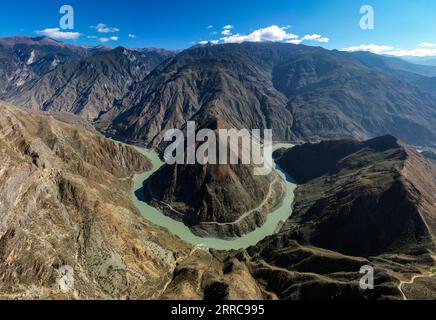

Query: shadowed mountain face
[145,158,285,239]
[4,47,172,120]
[242,136,436,300]
[103,42,436,148]
[272,135,436,257]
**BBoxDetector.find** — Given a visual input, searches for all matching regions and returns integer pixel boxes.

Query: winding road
[398,273,436,300]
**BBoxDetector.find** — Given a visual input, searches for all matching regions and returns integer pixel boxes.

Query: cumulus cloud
[207,25,214,29]
[286,39,303,44]
[419,42,436,48]
[36,28,81,40]
[87,35,98,39]
[92,23,120,33]
[302,34,330,43]
[99,36,119,43]
[342,44,395,54]
[221,25,298,43]
[198,40,219,45]
[342,43,436,57]
[386,48,436,57]
[128,34,137,38]
[198,24,329,47]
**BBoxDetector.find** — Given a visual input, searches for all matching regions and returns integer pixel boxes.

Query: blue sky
[1,0,436,56]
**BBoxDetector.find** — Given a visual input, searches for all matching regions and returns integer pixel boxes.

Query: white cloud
[386,48,436,57]
[286,39,303,44]
[87,36,98,39]
[419,42,436,48]
[198,40,219,45]
[221,25,298,44]
[318,37,330,43]
[92,23,120,33]
[301,34,330,43]
[128,34,137,38]
[207,25,214,29]
[342,43,436,57]
[198,24,329,47]
[302,34,321,41]
[342,44,395,54]
[36,28,81,40]
[99,36,119,43]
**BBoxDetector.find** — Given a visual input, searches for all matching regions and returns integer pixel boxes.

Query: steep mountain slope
[0,36,93,95]
[5,47,170,120]
[142,116,285,238]
[347,51,436,96]
[348,51,436,77]
[272,135,436,257]
[244,135,436,300]
[104,42,436,148]
[0,101,183,299]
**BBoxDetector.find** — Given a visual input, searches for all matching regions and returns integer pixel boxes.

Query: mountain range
[1,37,435,149]
[0,36,435,300]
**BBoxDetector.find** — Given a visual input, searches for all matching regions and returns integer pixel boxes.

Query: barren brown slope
[0,101,190,299]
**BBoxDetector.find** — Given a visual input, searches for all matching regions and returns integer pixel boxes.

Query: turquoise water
[132,144,297,251]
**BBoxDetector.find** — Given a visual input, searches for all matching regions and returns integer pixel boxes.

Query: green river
[132,144,297,251]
